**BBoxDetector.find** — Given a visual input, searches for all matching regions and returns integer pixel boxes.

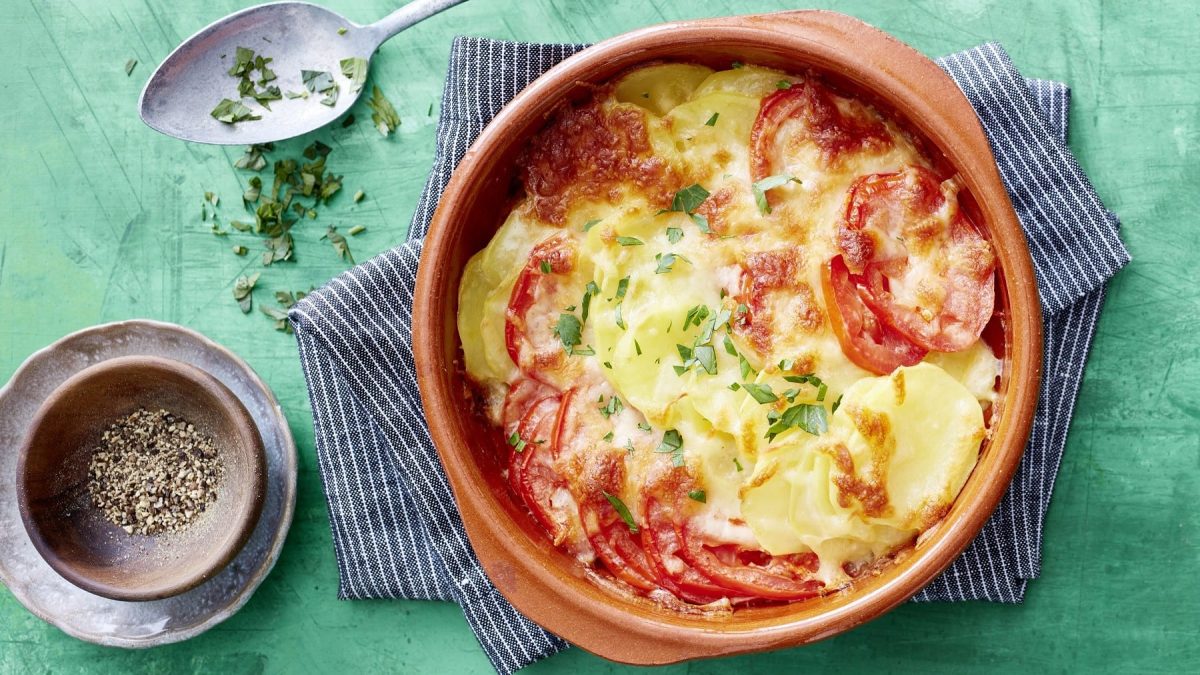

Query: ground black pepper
[87,408,224,536]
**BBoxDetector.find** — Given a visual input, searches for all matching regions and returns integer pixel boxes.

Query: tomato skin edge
[822,255,927,375]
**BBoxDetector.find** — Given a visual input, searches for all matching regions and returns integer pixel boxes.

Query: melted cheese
[457,63,1000,593]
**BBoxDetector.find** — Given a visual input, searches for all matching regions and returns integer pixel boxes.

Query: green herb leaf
[583,218,602,232]
[232,245,247,256]
[211,98,261,124]
[731,61,744,69]
[776,79,793,89]
[655,252,680,274]
[603,492,639,533]
[260,303,292,332]
[687,490,707,503]
[232,272,260,314]
[634,339,642,356]
[302,69,335,94]
[124,58,137,76]
[832,394,843,413]
[553,313,583,352]
[337,26,348,36]
[615,276,630,299]
[614,301,626,330]
[598,395,624,419]
[323,226,354,264]
[738,353,755,380]
[229,47,256,77]
[616,236,643,246]
[751,174,799,214]
[704,112,719,126]
[581,281,600,322]
[733,457,744,471]
[722,333,737,356]
[539,260,552,274]
[654,429,685,467]
[666,226,683,244]
[339,57,369,93]
[368,85,401,136]
[602,430,615,443]
[671,184,710,214]
[637,422,652,432]
[693,344,717,375]
[740,382,778,404]
[766,403,829,440]
[353,189,365,203]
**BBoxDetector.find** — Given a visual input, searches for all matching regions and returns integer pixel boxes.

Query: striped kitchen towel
[290,37,1129,674]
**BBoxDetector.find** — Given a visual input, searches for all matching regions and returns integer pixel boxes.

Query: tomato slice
[501,378,558,437]
[836,167,995,352]
[509,397,578,545]
[679,521,823,601]
[579,499,658,592]
[505,234,580,384]
[641,497,734,601]
[750,82,891,193]
[823,255,927,375]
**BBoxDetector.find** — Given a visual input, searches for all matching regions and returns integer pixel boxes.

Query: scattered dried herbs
[233,272,260,313]
[124,58,137,76]
[368,85,401,136]
[339,56,369,94]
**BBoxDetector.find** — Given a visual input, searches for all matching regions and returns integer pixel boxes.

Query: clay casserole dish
[413,10,1042,664]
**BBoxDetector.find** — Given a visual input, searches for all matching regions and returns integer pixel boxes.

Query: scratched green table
[1,0,1195,672]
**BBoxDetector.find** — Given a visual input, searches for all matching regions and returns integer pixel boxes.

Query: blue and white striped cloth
[290,38,1129,674]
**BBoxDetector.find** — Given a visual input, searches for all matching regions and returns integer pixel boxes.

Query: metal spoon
[138,0,467,145]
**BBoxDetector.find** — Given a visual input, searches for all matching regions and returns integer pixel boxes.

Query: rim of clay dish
[413,10,1041,665]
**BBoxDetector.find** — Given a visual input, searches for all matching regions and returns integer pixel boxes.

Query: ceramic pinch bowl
[413,9,1042,666]
[16,354,267,602]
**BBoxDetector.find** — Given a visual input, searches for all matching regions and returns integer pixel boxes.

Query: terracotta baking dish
[413,9,1042,665]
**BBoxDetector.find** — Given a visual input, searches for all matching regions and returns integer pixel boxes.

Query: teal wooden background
[1,0,1196,672]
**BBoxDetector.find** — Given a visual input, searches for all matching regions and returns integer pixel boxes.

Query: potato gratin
[457,62,999,608]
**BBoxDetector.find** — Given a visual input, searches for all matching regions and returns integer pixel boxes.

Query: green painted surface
[0,0,1195,672]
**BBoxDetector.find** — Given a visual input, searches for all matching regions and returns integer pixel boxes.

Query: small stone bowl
[15,355,266,601]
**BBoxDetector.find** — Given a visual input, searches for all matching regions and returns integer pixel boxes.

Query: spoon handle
[368,0,470,44]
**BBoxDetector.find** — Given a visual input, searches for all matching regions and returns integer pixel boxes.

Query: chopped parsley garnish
[353,189,365,203]
[783,373,828,401]
[573,345,596,356]
[368,85,401,135]
[766,403,829,441]
[731,61,744,69]
[507,431,527,453]
[553,313,583,352]
[634,340,642,356]
[348,225,365,236]
[655,252,681,274]
[728,382,741,391]
[302,69,339,105]
[654,429,685,467]
[704,112,719,126]
[539,260,552,274]
[723,333,738,356]
[603,492,639,533]
[776,80,793,89]
[672,184,710,213]
[603,431,615,443]
[740,382,778,404]
[124,58,137,76]
[603,361,612,369]
[616,236,643,246]
[614,302,626,330]
[598,395,624,419]
[583,218,602,232]
[751,174,801,214]
[687,490,707,503]
[211,99,261,124]
[832,394,844,413]
[339,57,368,93]
[581,281,599,321]
[637,422,652,432]
[734,353,753,379]
[693,344,717,375]
[615,276,630,299]
[666,226,684,244]
[733,457,744,472]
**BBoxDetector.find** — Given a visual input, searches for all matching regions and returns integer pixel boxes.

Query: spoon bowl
[139,1,464,145]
